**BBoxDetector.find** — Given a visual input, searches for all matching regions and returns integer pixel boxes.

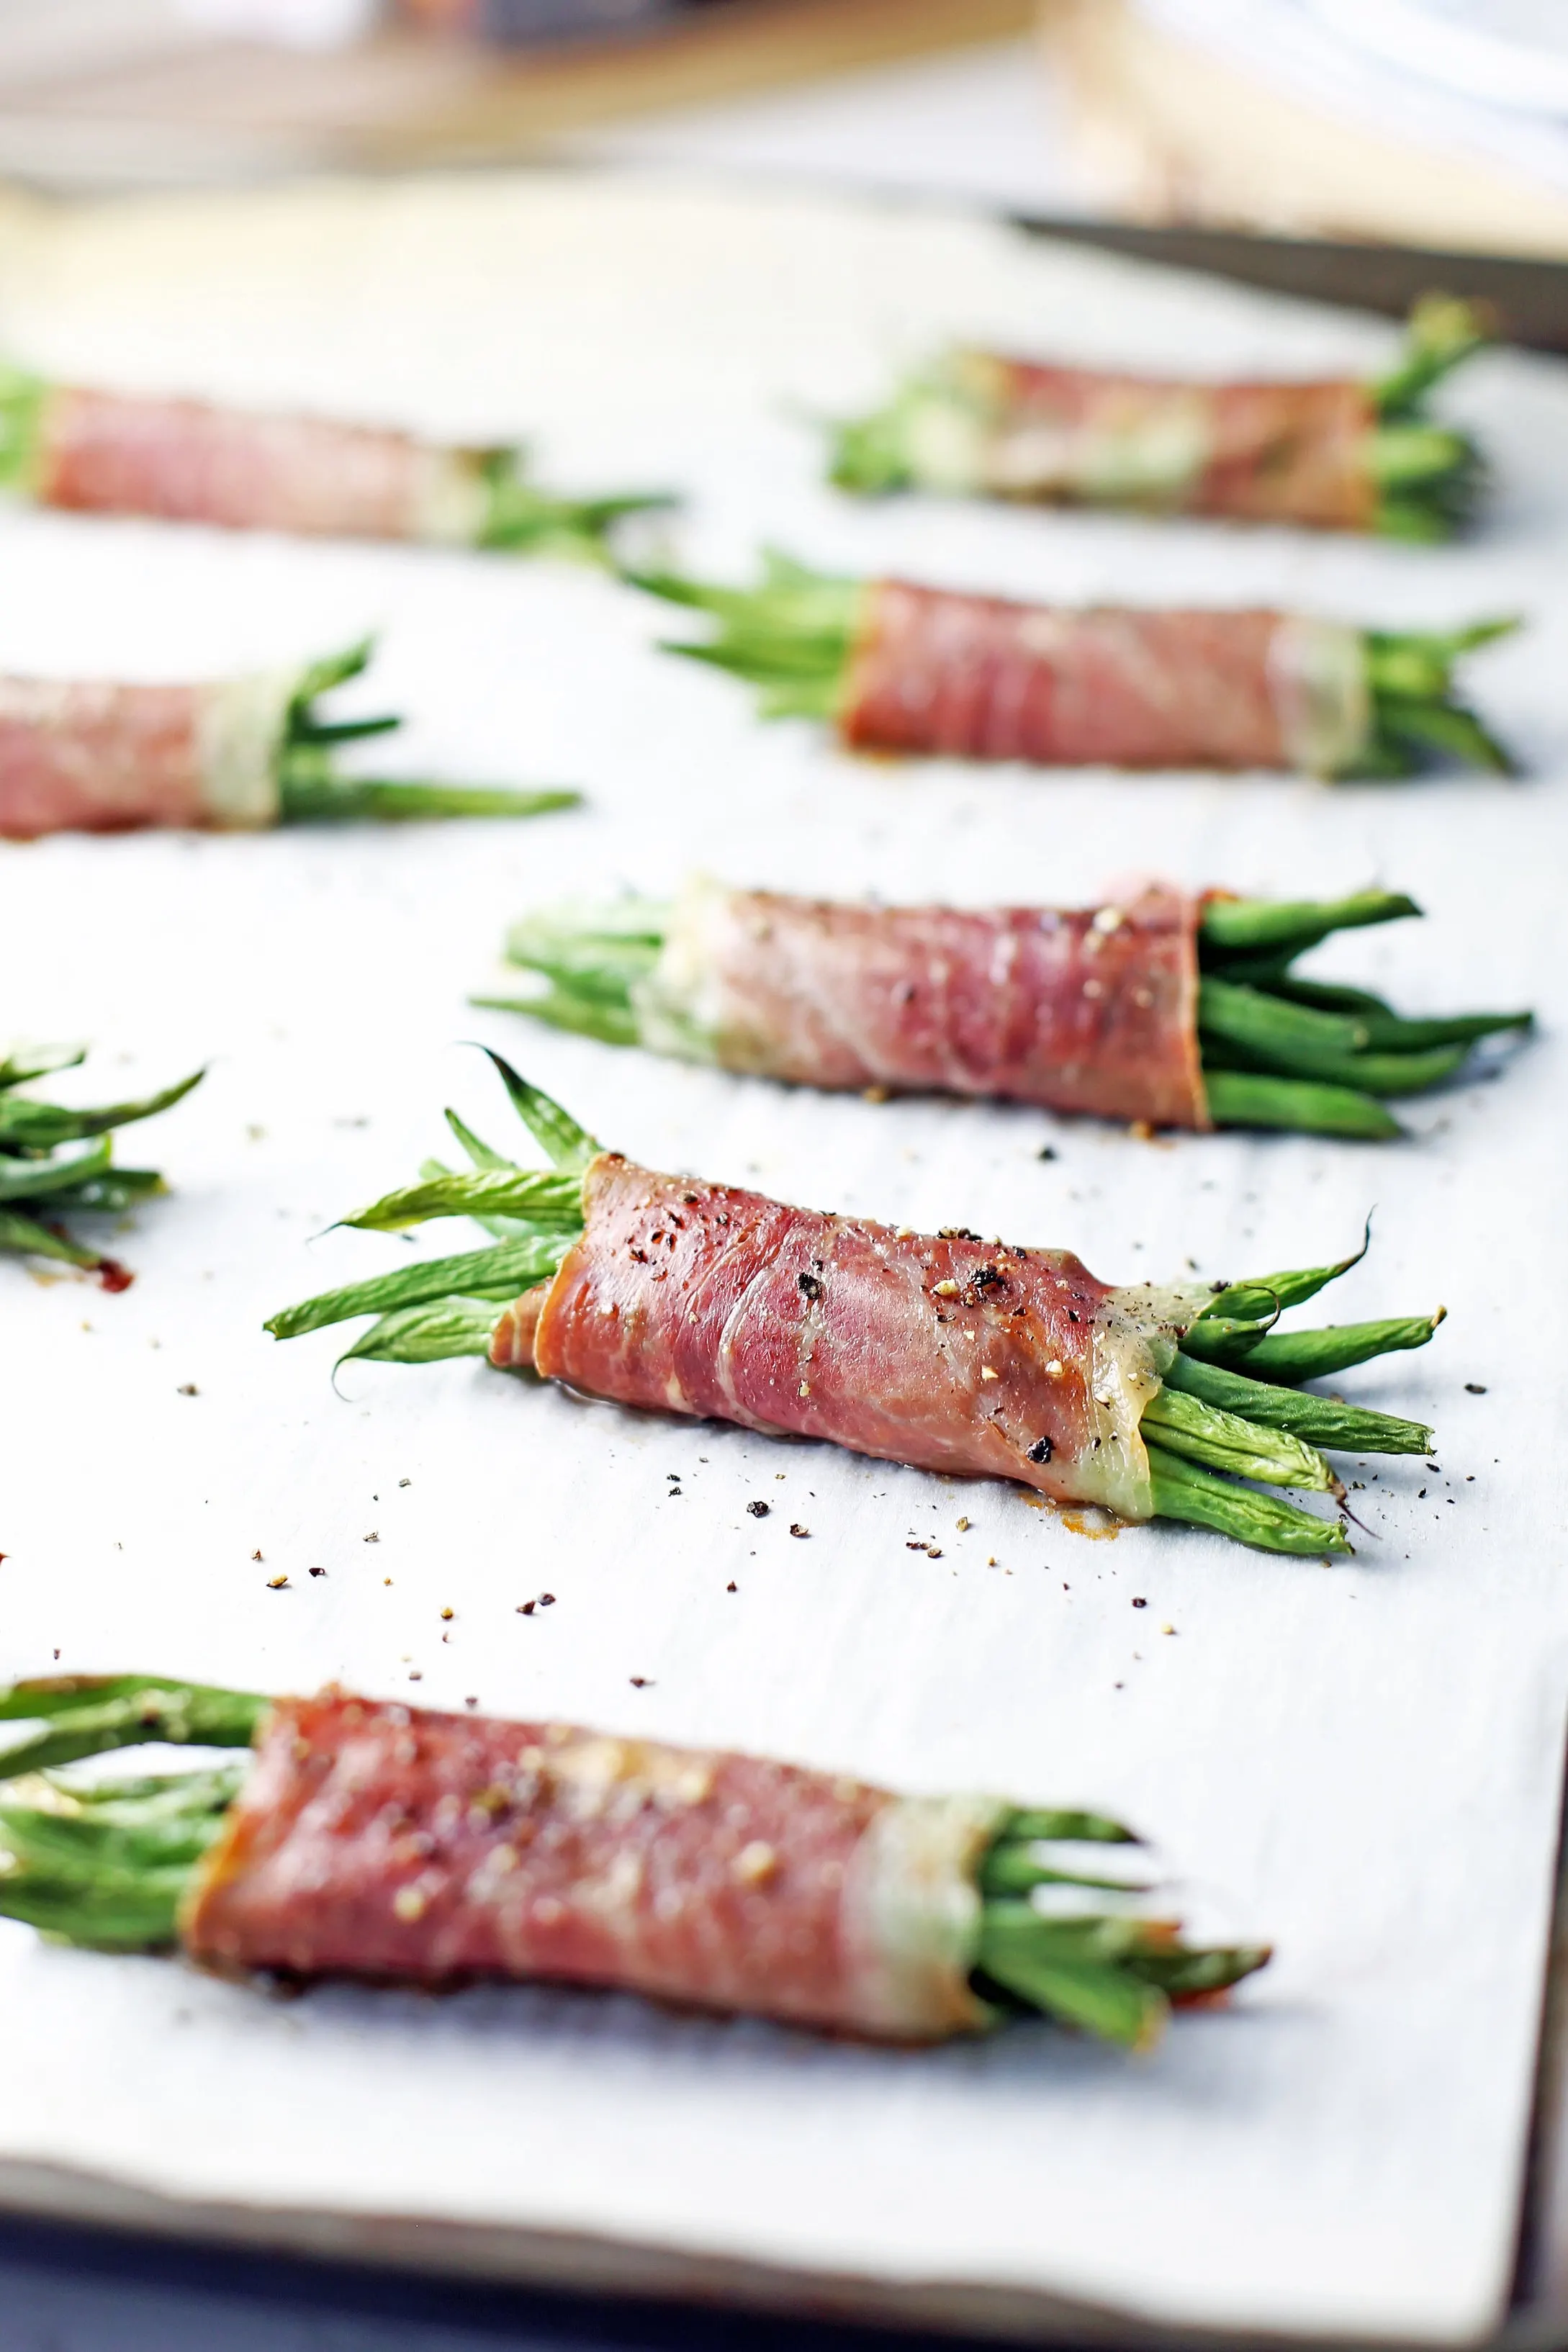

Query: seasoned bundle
[0,1045,201,1286]
[0,368,666,559]
[485,881,1530,1142]
[269,1056,1444,1559]
[0,641,577,837]
[829,296,1485,538]
[639,556,1512,778]
[0,1674,1266,2048]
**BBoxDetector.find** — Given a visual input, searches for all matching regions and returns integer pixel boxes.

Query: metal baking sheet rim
[0,2152,1481,2350]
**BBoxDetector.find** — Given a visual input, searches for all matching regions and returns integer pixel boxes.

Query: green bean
[1371,295,1488,418]
[1230,1315,1445,1386]
[1373,697,1513,774]
[1199,891,1418,960]
[1199,977,1369,1071]
[978,1845,1153,1898]
[264,1235,567,1342]
[1141,1387,1332,1490]
[1148,1446,1351,1556]
[1269,977,1531,1051]
[0,1678,264,1778]
[1202,1071,1402,1140]
[336,1299,500,1369]
[0,1209,102,1267]
[1159,1351,1431,1454]
[1366,424,1475,485]
[999,1808,1137,1845]
[472,989,642,1047]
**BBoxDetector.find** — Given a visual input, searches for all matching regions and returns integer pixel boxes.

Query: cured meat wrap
[270,1058,1449,1559]
[0,1675,1268,2049]
[0,369,667,560]
[0,641,577,837]
[828,296,1486,539]
[487,881,1531,1143]
[637,555,1514,780]
[839,590,1369,775]
[492,1152,1186,1520]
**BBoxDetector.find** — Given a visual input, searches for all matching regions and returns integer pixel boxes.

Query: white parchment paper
[0,174,1563,2343]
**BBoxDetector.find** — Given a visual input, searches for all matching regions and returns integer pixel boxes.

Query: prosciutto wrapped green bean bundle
[484,881,1530,1141]
[829,296,1486,539]
[269,1056,1445,1559]
[0,1674,1266,2048]
[0,1044,201,1286]
[0,641,577,837]
[638,556,1513,779]
[0,369,667,561]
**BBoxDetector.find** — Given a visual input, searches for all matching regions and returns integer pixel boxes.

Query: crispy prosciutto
[839,589,1365,774]
[827,298,1487,539]
[0,373,666,559]
[490,882,1531,1143]
[626,880,1207,1128]
[491,1152,1174,1518]
[0,672,292,837]
[187,1692,1004,2037]
[0,1674,1269,2048]
[0,642,576,837]
[635,555,1513,780]
[269,1058,1448,1558]
[35,389,482,544]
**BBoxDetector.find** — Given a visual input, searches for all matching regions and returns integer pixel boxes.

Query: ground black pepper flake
[789,1523,810,1538]
[1027,1436,1053,1464]
[309,1565,325,1577]
[1465,1383,1487,1394]
[1132,1597,1147,1608]
[518,1600,536,1615]
[540,1592,556,1606]
[726,1582,737,1592]
[630,1676,652,1688]
[747,1500,770,1518]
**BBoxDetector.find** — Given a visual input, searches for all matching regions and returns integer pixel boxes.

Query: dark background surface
[0,2213,1026,2352]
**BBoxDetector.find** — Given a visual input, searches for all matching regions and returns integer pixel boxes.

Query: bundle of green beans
[0,1674,1266,2046]
[482,888,1530,1142]
[826,294,1486,539]
[0,1045,202,1283]
[263,1055,1443,1560]
[276,641,578,824]
[633,553,1515,778]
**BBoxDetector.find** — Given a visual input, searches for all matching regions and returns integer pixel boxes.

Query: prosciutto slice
[31,388,487,544]
[184,1690,1005,2040]
[634,878,1209,1128]
[0,671,290,837]
[950,353,1376,530]
[839,583,1369,776]
[491,1155,1204,1520]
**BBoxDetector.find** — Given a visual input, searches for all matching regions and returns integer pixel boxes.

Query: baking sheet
[0,172,1563,2344]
